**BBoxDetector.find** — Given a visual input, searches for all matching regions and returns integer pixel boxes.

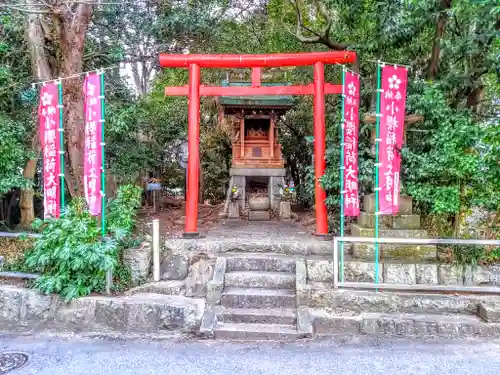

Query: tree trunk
[19,9,52,228]
[427,0,452,80]
[58,4,93,197]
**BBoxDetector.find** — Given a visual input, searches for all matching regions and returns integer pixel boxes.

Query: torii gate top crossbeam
[159,51,356,68]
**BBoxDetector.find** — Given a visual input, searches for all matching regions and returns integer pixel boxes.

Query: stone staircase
[214,253,302,340]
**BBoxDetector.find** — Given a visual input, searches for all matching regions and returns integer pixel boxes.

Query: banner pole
[99,71,106,237]
[339,66,346,283]
[374,63,382,289]
[57,80,65,214]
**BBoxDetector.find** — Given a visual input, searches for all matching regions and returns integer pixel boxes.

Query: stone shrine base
[164,221,331,257]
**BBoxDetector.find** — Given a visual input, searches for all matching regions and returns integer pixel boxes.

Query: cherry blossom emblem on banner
[83,74,103,216]
[38,83,61,219]
[379,65,408,214]
[343,70,360,216]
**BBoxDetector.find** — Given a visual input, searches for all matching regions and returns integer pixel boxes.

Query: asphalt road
[2,333,500,375]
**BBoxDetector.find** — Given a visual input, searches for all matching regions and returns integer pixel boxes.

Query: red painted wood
[165,84,342,96]
[314,62,328,235]
[159,51,356,68]
[185,64,201,235]
[252,68,261,87]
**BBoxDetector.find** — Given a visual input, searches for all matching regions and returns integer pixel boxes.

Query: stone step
[126,281,184,296]
[219,307,297,325]
[221,287,296,309]
[224,253,297,273]
[248,211,271,221]
[215,322,298,340]
[312,310,500,338]
[357,212,421,229]
[225,271,296,289]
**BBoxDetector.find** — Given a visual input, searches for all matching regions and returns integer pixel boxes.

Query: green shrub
[24,184,143,300]
[25,197,117,300]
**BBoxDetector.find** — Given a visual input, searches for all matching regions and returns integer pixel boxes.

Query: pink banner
[343,71,360,216]
[379,65,408,214]
[39,83,61,219]
[83,73,103,216]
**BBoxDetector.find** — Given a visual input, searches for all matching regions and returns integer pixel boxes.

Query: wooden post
[269,117,275,159]
[240,117,245,158]
[184,63,201,237]
[313,62,328,235]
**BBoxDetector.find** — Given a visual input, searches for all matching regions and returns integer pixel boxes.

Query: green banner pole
[339,66,346,283]
[99,70,106,237]
[57,79,65,214]
[374,62,382,289]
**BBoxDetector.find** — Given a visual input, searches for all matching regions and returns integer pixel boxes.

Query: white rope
[32,65,119,87]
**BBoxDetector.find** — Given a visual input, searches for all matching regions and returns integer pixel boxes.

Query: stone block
[123,242,152,286]
[344,261,378,282]
[312,312,361,335]
[478,303,500,323]
[198,305,216,338]
[296,259,308,306]
[392,214,421,229]
[207,257,226,304]
[306,259,332,283]
[469,265,500,286]
[0,286,56,327]
[357,212,420,229]
[351,223,427,238]
[415,264,439,284]
[438,264,463,285]
[160,253,189,281]
[357,212,393,228]
[297,306,313,337]
[352,242,437,261]
[279,201,292,220]
[228,202,239,219]
[127,281,185,296]
[155,296,205,332]
[94,299,128,330]
[383,263,416,285]
[248,210,270,221]
[363,193,413,215]
[226,255,296,273]
[248,197,270,211]
[185,258,216,298]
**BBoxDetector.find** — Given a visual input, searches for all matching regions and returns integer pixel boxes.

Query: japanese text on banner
[38,83,61,219]
[83,74,103,216]
[343,71,360,216]
[378,65,408,214]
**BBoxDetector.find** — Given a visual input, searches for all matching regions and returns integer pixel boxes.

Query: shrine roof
[218,80,295,108]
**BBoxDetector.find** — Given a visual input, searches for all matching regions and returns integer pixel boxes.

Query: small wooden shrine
[218,72,295,219]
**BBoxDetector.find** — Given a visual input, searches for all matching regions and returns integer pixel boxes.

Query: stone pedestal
[227,168,285,213]
[279,201,291,220]
[228,202,239,219]
[248,197,270,221]
[351,194,437,261]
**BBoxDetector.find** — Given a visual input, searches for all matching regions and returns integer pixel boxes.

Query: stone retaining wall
[306,259,500,286]
[0,285,204,334]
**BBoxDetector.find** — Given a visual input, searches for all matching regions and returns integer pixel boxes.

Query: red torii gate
[159,51,357,238]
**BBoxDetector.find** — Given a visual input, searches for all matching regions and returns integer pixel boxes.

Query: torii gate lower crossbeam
[159,51,356,238]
